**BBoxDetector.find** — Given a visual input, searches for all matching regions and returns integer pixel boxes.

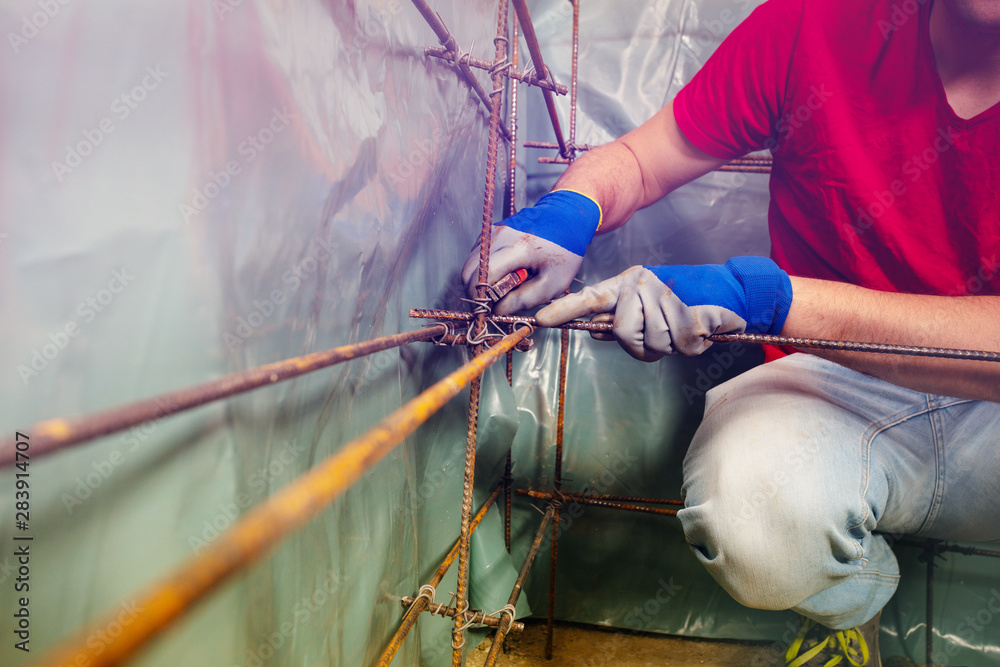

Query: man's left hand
[535,257,793,361]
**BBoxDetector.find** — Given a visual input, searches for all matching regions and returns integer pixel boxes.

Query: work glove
[535,257,792,361]
[462,189,602,315]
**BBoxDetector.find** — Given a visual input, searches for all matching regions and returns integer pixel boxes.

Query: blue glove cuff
[499,189,601,256]
[723,256,793,335]
[643,257,792,335]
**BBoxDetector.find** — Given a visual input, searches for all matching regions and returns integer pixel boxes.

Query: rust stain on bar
[376,484,504,667]
[483,504,557,666]
[34,326,531,667]
[3,326,447,466]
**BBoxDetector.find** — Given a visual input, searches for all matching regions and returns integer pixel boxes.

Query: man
[463,0,1000,664]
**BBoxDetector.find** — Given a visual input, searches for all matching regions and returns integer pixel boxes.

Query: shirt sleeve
[673,0,805,159]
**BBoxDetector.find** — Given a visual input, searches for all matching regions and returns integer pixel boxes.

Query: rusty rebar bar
[519,489,679,517]
[454,0,512,662]
[410,310,1000,362]
[424,47,567,95]
[2,326,447,467]
[563,492,683,506]
[34,326,531,667]
[409,0,512,142]
[401,598,526,632]
[716,164,771,174]
[375,483,504,667]
[483,504,557,666]
[894,539,1000,559]
[546,325,571,658]
[523,140,590,151]
[510,0,569,157]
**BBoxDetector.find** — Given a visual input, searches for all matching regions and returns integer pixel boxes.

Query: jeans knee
[681,474,837,611]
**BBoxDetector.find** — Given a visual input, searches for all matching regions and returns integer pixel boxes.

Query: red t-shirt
[673,0,1000,360]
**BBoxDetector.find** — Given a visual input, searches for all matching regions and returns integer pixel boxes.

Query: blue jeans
[678,353,1000,629]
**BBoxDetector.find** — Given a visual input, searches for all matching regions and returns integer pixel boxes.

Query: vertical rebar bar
[503,19,520,559]
[454,0,511,662]
[483,504,557,666]
[510,0,569,157]
[546,4,579,657]
[926,541,935,667]
[375,483,503,667]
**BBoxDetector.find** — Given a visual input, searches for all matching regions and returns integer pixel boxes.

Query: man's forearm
[551,102,728,233]
[783,276,1000,401]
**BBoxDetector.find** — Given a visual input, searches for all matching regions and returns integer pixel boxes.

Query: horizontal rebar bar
[375,483,504,667]
[716,164,771,174]
[424,47,568,94]
[33,325,532,667]
[519,489,679,517]
[510,0,569,157]
[410,309,1000,362]
[399,598,526,632]
[1,326,447,467]
[483,504,556,666]
[895,539,1000,559]
[410,0,512,142]
[552,492,683,506]
[523,140,589,150]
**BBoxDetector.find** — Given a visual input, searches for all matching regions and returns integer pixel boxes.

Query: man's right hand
[461,189,602,315]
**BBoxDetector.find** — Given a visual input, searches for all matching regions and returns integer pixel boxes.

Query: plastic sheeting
[0,1,997,666]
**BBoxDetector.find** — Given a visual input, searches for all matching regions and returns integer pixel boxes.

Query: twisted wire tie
[493,603,517,634]
[411,583,436,608]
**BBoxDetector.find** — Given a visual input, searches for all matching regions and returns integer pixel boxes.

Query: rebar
[510,0,569,158]
[482,504,557,666]
[409,0,512,142]
[424,47,567,95]
[519,489,680,517]
[503,22,519,558]
[2,326,447,467]
[523,140,590,151]
[453,0,512,660]
[401,598,526,632]
[410,310,1000,363]
[375,483,504,667]
[34,325,531,667]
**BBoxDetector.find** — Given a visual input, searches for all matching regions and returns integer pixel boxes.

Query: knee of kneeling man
[680,502,822,611]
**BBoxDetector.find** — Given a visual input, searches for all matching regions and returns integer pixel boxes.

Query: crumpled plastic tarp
[0,0,997,665]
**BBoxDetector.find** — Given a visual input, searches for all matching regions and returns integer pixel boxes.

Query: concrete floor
[470,621,781,666]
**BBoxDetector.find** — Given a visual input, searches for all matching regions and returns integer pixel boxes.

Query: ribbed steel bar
[375,483,504,667]
[546,5,581,655]
[454,0,512,662]
[482,504,557,666]
[409,0,511,142]
[400,598,526,632]
[547,325,570,659]
[565,492,683,506]
[410,310,1000,362]
[926,542,936,667]
[510,0,569,157]
[717,163,771,174]
[523,140,590,151]
[424,47,568,95]
[896,540,1000,559]
[520,489,679,517]
[502,22,519,559]
[2,326,447,467]
[34,326,531,667]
